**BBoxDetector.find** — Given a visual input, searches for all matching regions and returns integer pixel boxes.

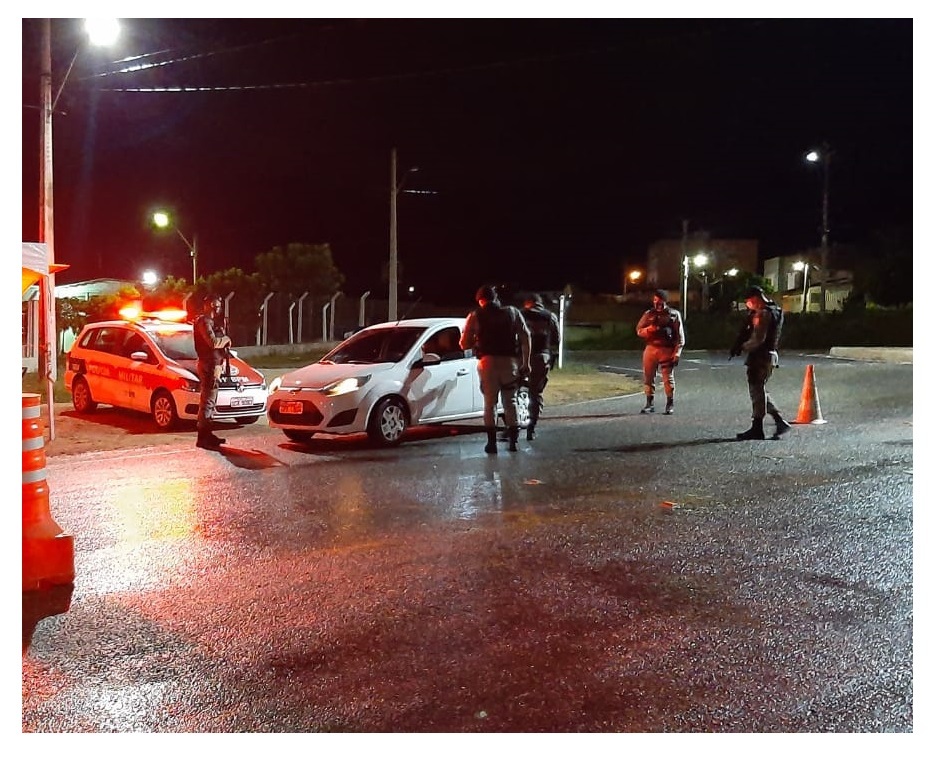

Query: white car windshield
[322,327,424,365]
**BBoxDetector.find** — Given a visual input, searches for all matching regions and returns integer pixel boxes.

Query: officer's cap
[525,292,544,307]
[653,289,669,301]
[203,294,222,304]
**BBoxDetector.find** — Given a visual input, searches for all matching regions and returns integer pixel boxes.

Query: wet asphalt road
[22,351,914,733]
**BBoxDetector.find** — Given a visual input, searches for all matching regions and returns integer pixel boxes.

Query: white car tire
[368,397,409,447]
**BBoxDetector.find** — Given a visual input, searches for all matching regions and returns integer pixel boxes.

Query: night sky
[20,17,913,306]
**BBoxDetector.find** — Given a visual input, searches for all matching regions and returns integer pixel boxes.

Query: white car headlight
[323,375,370,397]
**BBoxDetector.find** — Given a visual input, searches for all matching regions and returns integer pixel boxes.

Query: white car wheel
[368,397,408,447]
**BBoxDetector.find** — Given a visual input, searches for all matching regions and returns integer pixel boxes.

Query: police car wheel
[72,376,97,413]
[151,390,179,430]
[368,397,408,447]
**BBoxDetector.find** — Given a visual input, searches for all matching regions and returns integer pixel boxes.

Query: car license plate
[280,400,303,414]
[229,395,254,408]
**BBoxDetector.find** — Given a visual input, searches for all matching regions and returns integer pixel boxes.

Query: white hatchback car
[64,314,269,430]
[266,317,529,446]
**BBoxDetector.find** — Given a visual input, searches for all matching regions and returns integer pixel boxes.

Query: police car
[64,309,268,430]
[266,317,529,446]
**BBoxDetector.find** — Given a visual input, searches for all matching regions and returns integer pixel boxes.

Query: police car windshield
[149,329,198,361]
[322,326,423,364]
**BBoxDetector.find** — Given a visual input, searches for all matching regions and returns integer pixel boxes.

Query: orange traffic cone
[792,364,827,425]
[22,393,75,591]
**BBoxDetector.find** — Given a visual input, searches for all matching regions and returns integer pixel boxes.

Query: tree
[255,243,345,299]
[854,226,913,307]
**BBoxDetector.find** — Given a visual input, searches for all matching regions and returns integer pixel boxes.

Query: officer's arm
[517,312,532,368]
[636,312,652,338]
[550,314,560,348]
[459,312,477,351]
[673,313,685,353]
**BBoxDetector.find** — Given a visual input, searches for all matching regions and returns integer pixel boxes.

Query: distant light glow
[792,261,806,272]
[693,253,709,268]
[152,211,170,228]
[142,270,158,286]
[84,18,120,47]
[805,150,821,163]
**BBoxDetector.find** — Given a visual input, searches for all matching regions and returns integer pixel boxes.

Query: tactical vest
[765,302,783,351]
[645,308,678,347]
[194,315,217,361]
[474,304,520,357]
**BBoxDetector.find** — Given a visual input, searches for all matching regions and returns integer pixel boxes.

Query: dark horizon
[21,18,912,306]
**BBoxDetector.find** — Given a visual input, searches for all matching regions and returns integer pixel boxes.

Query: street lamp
[623,268,642,297]
[38,18,119,440]
[792,260,815,313]
[805,143,832,313]
[152,210,198,285]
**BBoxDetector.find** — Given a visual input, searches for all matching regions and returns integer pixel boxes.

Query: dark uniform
[731,285,792,440]
[193,295,232,449]
[521,293,560,440]
[460,285,531,454]
[635,289,685,414]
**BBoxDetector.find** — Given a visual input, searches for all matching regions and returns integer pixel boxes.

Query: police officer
[521,293,560,440]
[460,285,532,454]
[635,289,685,415]
[193,294,232,449]
[730,285,792,440]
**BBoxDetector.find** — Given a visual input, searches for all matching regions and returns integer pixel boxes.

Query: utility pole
[819,145,831,313]
[39,18,57,440]
[389,148,399,321]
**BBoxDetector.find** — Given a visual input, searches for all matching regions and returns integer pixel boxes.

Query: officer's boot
[196,429,221,450]
[664,395,674,415]
[526,424,536,441]
[484,428,498,455]
[736,419,765,441]
[508,426,519,452]
[640,395,655,414]
[770,411,792,439]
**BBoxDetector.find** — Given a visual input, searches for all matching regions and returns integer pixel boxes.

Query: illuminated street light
[792,260,817,313]
[805,143,832,312]
[141,269,158,287]
[38,18,119,440]
[693,253,710,310]
[623,268,643,297]
[152,210,198,285]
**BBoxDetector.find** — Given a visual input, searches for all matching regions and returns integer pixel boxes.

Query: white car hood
[278,362,392,390]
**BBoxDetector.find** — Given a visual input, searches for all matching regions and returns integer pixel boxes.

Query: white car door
[406,327,477,421]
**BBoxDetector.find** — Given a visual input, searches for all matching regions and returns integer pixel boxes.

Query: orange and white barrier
[792,364,828,425]
[22,393,74,590]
